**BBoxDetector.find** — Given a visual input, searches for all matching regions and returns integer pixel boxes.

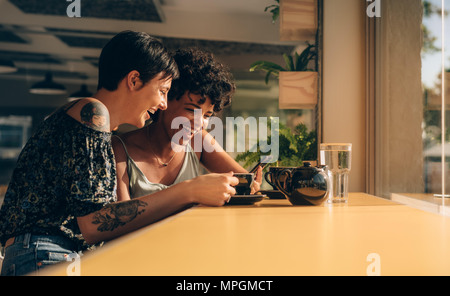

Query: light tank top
[114,135,200,198]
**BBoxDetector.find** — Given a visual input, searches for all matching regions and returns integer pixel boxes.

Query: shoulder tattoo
[80,102,110,131]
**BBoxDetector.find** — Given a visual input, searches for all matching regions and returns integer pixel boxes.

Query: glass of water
[319,143,352,203]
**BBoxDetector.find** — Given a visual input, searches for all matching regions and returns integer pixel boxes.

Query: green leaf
[265,70,273,85]
[295,44,316,71]
[250,61,285,72]
[271,8,279,23]
[264,4,278,12]
[250,61,285,84]
[264,0,280,23]
[282,54,294,71]
[294,52,300,70]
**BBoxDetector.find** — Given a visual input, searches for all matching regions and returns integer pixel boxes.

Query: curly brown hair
[168,47,236,112]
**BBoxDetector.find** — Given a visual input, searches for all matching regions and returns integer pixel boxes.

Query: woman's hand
[186,172,239,206]
[250,166,263,194]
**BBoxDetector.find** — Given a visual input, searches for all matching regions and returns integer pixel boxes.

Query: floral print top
[0,103,117,251]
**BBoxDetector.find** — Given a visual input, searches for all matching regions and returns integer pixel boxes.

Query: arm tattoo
[80,102,110,131]
[92,200,148,232]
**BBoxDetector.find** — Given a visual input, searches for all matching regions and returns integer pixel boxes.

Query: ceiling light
[29,72,67,95]
[0,59,17,74]
[68,84,93,101]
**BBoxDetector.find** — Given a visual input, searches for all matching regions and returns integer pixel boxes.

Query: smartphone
[249,162,269,173]
[249,155,274,173]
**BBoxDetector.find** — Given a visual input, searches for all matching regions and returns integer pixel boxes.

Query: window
[0,116,31,159]
[371,0,449,212]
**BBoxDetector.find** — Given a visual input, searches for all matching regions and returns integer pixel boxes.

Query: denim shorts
[0,233,80,276]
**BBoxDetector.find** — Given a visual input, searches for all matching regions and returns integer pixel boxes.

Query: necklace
[146,127,177,167]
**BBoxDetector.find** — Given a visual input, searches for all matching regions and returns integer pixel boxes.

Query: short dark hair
[168,47,235,112]
[97,31,179,91]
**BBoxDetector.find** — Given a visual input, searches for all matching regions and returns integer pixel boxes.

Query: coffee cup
[233,173,254,195]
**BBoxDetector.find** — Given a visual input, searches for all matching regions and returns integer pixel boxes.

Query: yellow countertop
[40,193,450,276]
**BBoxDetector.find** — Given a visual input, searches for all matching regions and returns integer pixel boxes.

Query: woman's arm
[198,130,262,193]
[80,134,239,245]
[77,173,239,245]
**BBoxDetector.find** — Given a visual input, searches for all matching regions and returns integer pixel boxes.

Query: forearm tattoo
[92,200,148,232]
[80,102,110,131]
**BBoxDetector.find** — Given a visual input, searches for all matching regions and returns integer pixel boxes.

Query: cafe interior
[0,0,449,276]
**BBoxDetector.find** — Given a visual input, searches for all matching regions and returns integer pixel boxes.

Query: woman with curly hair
[0,33,243,276]
[112,47,262,204]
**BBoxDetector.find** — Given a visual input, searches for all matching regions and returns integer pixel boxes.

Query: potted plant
[280,0,318,41]
[264,0,318,41]
[235,120,317,169]
[249,43,318,109]
[264,0,280,23]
